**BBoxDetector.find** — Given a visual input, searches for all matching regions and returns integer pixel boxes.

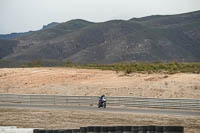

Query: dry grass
[0,108,199,133]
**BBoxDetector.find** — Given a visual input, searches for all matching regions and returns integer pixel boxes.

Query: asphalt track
[0,103,200,117]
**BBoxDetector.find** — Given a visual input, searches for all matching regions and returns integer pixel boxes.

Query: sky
[0,0,200,34]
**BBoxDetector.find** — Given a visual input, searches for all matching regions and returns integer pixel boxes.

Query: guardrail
[33,126,184,133]
[0,94,199,111]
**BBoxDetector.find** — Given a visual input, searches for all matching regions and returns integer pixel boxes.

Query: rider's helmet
[101,94,105,98]
[100,94,105,99]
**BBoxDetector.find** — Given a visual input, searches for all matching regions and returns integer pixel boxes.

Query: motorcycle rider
[99,94,106,108]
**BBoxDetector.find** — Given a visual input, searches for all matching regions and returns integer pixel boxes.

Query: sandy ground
[0,68,200,133]
[0,108,199,133]
[0,67,200,98]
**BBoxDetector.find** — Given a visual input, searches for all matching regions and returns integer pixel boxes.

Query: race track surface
[0,103,199,117]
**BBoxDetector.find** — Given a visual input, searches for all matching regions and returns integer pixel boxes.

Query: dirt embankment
[0,67,200,98]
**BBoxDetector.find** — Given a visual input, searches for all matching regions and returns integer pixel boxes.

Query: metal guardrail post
[34,129,46,133]
[139,126,147,133]
[123,126,132,133]
[94,126,101,133]
[147,126,156,133]
[162,100,165,109]
[155,126,164,133]
[101,126,110,133]
[54,95,56,105]
[118,97,122,106]
[108,126,116,133]
[163,126,184,133]
[115,126,123,133]
[29,95,32,105]
[87,126,94,133]
[80,127,87,133]
[131,126,139,133]
[66,96,68,105]
[179,100,182,110]
[72,129,80,133]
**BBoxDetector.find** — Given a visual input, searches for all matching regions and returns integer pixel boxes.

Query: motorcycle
[98,99,106,108]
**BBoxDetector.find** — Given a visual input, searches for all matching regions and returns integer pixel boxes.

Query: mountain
[42,22,59,30]
[0,32,33,40]
[0,11,200,64]
[0,22,59,40]
[0,40,19,59]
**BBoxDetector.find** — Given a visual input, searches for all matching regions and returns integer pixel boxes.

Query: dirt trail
[0,67,200,98]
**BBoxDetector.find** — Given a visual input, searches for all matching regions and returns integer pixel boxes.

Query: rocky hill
[0,22,59,40]
[0,10,200,63]
[0,32,33,40]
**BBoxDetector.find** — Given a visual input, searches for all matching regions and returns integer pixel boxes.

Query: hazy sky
[1,0,200,34]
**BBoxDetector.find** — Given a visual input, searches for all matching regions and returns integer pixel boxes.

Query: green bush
[2,59,198,74]
[74,62,200,74]
[66,60,73,67]
[23,60,43,67]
